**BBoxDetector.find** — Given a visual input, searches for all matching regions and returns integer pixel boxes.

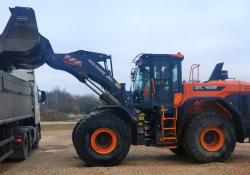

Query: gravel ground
[1,129,250,175]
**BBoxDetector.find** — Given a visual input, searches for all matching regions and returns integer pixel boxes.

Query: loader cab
[131,53,183,109]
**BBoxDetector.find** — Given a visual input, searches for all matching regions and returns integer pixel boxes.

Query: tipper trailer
[0,69,45,161]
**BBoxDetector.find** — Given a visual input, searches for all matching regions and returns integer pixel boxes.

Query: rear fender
[177,97,245,142]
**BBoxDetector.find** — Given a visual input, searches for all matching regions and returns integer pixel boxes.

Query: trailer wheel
[32,140,39,149]
[33,125,41,149]
[11,132,29,160]
[73,110,131,166]
[27,132,32,153]
[183,113,236,163]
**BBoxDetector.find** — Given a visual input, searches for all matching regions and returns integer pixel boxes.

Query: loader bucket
[0,7,45,71]
[0,7,40,55]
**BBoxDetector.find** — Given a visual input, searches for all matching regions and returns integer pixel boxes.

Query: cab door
[131,62,151,104]
[151,59,181,106]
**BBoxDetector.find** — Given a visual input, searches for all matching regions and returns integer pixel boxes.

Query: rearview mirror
[131,68,136,81]
[38,90,46,103]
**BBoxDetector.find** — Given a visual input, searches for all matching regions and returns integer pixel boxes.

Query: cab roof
[133,53,184,65]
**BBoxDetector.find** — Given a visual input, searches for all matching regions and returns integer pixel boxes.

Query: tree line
[41,87,102,121]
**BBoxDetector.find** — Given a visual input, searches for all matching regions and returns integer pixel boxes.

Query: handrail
[189,64,200,83]
[132,53,144,63]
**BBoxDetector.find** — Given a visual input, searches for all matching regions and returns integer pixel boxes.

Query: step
[163,146,177,149]
[161,137,177,140]
[163,127,176,130]
[163,118,176,120]
[157,142,177,149]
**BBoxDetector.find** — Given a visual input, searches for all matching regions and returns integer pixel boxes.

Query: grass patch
[41,124,75,131]
[41,110,71,121]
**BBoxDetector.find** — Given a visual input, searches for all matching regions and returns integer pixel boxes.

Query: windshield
[133,65,150,92]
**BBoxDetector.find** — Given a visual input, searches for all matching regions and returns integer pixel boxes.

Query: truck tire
[32,140,39,149]
[73,110,131,166]
[11,132,29,160]
[183,112,236,163]
[33,125,41,149]
[27,132,32,153]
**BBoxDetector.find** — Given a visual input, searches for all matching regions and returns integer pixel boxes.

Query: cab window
[134,65,150,92]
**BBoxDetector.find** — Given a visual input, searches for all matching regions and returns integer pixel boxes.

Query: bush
[76,95,102,114]
[72,105,80,114]
[41,87,102,121]
[41,109,70,121]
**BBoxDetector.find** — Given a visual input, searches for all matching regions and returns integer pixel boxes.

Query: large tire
[183,113,236,163]
[73,110,131,166]
[72,115,87,147]
[170,131,187,157]
[170,145,186,157]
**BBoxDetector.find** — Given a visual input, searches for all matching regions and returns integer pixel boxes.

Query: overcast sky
[0,1,250,95]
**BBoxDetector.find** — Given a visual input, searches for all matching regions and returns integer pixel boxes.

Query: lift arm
[40,36,124,105]
[0,7,125,105]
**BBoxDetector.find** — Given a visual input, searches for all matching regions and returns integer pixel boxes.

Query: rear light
[15,137,23,143]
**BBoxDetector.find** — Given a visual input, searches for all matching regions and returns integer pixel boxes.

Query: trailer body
[0,69,42,161]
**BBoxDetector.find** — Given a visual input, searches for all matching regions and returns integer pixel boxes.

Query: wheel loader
[1,7,250,166]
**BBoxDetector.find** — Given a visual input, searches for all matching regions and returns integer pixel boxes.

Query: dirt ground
[1,124,250,175]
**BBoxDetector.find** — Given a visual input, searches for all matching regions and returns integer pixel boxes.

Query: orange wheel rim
[90,128,117,154]
[200,126,225,152]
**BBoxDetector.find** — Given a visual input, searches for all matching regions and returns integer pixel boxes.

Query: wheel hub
[95,132,112,148]
[200,126,225,152]
[90,128,117,154]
